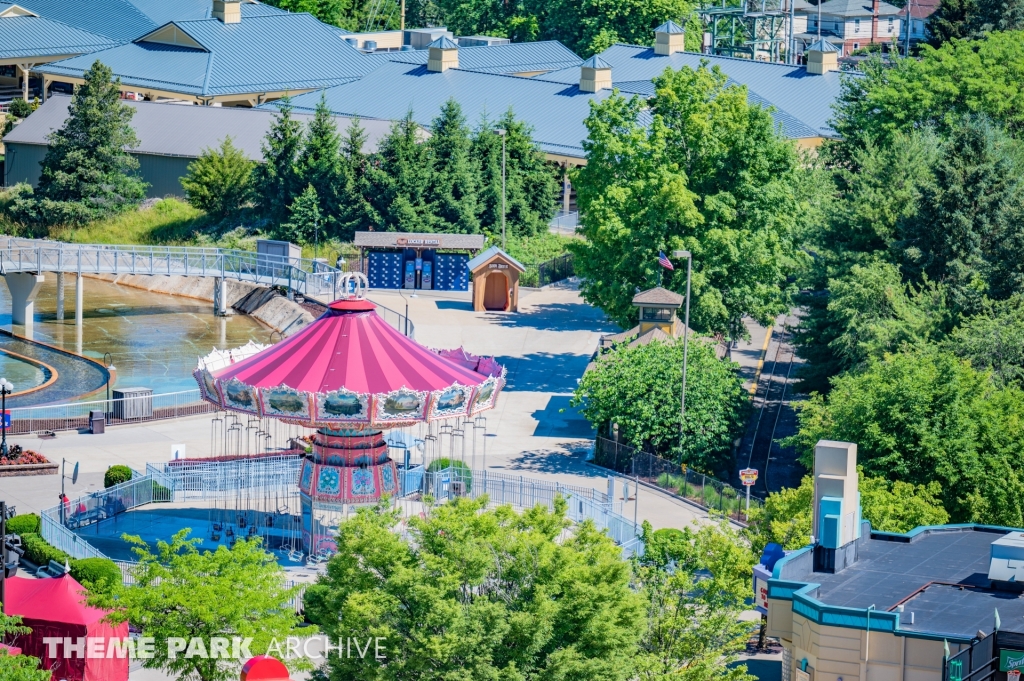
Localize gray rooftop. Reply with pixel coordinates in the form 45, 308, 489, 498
784, 527, 1023, 640
2, 95, 398, 159
467, 246, 526, 272
353, 231, 486, 250
812, 0, 903, 16
632, 287, 684, 306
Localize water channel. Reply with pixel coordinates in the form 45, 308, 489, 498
0, 275, 274, 397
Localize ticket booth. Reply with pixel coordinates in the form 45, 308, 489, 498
469, 247, 526, 312
355, 232, 484, 291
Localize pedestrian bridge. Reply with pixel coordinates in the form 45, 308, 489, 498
0, 237, 345, 329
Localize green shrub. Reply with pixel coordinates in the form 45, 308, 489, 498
6, 513, 40, 536
104, 465, 133, 488
427, 458, 472, 492
21, 532, 70, 567
7, 98, 31, 119
70, 557, 121, 593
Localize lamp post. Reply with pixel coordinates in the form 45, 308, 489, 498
0, 378, 12, 458
496, 128, 507, 250
672, 250, 692, 448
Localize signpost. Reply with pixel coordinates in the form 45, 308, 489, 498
740, 468, 758, 513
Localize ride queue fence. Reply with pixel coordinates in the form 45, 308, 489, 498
593, 436, 762, 524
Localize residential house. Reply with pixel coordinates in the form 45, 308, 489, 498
796, 0, 902, 55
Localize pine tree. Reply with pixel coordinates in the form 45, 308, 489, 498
336, 117, 379, 239
180, 136, 254, 218
295, 93, 344, 233
368, 111, 432, 232
279, 184, 322, 244
29, 60, 146, 226
257, 96, 303, 226
426, 98, 480, 234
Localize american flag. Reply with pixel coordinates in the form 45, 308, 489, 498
658, 251, 674, 270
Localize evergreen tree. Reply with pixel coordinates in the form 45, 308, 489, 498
336, 117, 379, 239
257, 97, 304, 226
426, 98, 480, 233
180, 137, 254, 218
26, 60, 146, 226
295, 93, 344, 233
472, 108, 557, 238
279, 184, 322, 245
367, 111, 432, 232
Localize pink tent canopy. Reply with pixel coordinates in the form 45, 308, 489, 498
196, 298, 505, 427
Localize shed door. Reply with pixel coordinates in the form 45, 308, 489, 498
483, 273, 508, 311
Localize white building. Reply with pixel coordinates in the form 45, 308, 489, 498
796, 0, 902, 55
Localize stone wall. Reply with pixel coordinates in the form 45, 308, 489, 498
81, 273, 315, 336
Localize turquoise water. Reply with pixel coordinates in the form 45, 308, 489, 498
0, 352, 47, 391
0, 275, 274, 393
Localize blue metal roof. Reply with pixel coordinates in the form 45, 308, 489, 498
0, 12, 116, 60
270, 61, 623, 159
581, 55, 610, 68
806, 38, 841, 52
367, 40, 581, 75
654, 20, 685, 34
537, 43, 845, 137
127, 0, 285, 26
427, 36, 459, 49
37, 13, 372, 98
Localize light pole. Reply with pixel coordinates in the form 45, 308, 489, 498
672, 250, 692, 449
496, 128, 507, 250
0, 378, 12, 458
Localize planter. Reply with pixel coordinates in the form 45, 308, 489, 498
0, 462, 58, 477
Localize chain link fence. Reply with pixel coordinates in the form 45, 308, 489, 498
593, 437, 762, 524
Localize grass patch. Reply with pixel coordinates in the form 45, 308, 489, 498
49, 198, 209, 245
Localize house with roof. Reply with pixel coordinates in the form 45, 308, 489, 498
898, 0, 939, 49
2, 94, 400, 195
0, 2, 115, 102
796, 0, 903, 55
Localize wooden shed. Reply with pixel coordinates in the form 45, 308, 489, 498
468, 246, 526, 312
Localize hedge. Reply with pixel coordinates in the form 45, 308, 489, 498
7, 513, 40, 536
104, 465, 133, 488
19, 533, 120, 593
21, 532, 70, 567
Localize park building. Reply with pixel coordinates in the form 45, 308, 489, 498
757, 440, 1024, 681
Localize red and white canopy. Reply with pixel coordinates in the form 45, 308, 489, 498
195, 298, 505, 427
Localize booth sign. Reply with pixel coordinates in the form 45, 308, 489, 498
1000, 650, 1024, 671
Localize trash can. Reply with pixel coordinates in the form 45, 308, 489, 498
89, 410, 105, 435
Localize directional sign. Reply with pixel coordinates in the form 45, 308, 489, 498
739, 468, 759, 486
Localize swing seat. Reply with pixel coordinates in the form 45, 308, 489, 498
248, 525, 257, 536
288, 550, 304, 562
212, 523, 223, 532
211, 532, 221, 542
226, 526, 234, 537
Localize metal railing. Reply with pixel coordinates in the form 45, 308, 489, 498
549, 210, 579, 235
8, 389, 213, 434
0, 238, 348, 299
593, 437, 761, 524
538, 253, 574, 287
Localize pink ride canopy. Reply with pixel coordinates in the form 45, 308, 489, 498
195, 298, 505, 427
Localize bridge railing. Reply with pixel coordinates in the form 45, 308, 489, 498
0, 239, 346, 298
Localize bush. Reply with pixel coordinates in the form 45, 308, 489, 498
181, 137, 254, 218
7, 97, 32, 119
6, 513, 40, 536
21, 532, 70, 567
104, 465, 133, 488
70, 557, 121, 593
426, 458, 472, 491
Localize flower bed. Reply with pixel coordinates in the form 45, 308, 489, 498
0, 444, 57, 476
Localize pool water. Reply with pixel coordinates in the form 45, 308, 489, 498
0, 275, 274, 393
0, 352, 48, 391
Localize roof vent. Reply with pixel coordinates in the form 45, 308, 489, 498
654, 20, 685, 55
212, 0, 240, 23
806, 39, 839, 75
989, 533, 1024, 591
580, 55, 611, 93
427, 36, 459, 72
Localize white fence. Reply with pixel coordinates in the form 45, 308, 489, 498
8, 389, 213, 434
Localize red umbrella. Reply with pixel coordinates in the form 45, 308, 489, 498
195, 298, 505, 427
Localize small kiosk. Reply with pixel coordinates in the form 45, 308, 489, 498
468, 246, 526, 312
354, 232, 486, 291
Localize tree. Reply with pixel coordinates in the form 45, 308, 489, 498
257, 97, 304, 226
928, 0, 1024, 42
336, 118, 379, 239
472, 109, 557, 238
572, 338, 747, 476
426, 99, 480, 233
278, 184, 322, 244
18, 60, 145, 226
295, 93, 344, 233
541, 0, 700, 56
635, 521, 755, 681
181, 137, 254, 219
744, 472, 948, 556
367, 112, 432, 232
785, 347, 1024, 527
260, 0, 380, 30
0, 612, 48, 681
90, 530, 306, 681
946, 296, 1024, 387
571, 62, 805, 338
304, 497, 646, 681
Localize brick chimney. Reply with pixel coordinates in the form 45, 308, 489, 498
213, 0, 241, 23
871, 0, 879, 43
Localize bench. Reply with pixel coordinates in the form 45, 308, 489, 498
35, 559, 68, 578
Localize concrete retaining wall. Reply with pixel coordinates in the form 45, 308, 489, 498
80, 273, 315, 336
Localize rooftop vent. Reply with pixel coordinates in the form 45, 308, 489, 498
989, 533, 1024, 591
579, 55, 611, 93
212, 0, 240, 23
806, 39, 839, 75
654, 20, 685, 55
427, 36, 459, 72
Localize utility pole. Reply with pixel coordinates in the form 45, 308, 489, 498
496, 129, 507, 250
672, 250, 693, 449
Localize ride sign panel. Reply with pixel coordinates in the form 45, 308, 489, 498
739, 468, 758, 486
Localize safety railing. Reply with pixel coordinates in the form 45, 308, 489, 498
0, 238, 347, 299
593, 436, 761, 524
7, 389, 213, 434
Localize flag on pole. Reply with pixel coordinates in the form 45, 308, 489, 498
658, 251, 674, 270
